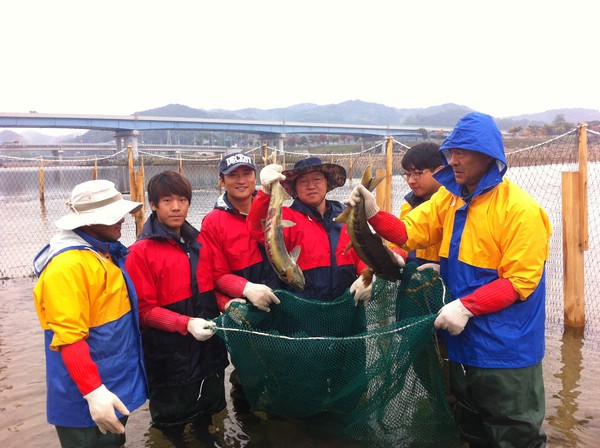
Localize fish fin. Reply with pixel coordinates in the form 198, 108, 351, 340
342, 241, 353, 254
281, 219, 296, 228
360, 164, 373, 187
334, 208, 350, 223
360, 267, 374, 287
361, 164, 386, 192
289, 245, 301, 262
367, 173, 386, 192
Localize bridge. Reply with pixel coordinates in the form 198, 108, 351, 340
0, 112, 448, 152
0, 142, 229, 156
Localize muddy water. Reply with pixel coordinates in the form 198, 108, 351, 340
1, 278, 599, 447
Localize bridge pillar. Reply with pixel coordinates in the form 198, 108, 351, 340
114, 130, 140, 157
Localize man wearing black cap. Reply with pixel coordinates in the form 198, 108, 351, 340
247, 157, 371, 302
199, 152, 284, 411
199, 152, 282, 312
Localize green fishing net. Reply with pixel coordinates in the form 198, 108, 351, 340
213, 262, 460, 447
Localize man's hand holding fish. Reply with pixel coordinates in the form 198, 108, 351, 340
344, 184, 379, 219
260, 164, 285, 194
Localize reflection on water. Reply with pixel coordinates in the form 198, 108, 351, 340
1, 278, 599, 447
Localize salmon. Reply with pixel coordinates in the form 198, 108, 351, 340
264, 180, 305, 291
334, 165, 403, 282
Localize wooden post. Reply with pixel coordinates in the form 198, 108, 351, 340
262, 144, 268, 165
38, 157, 45, 203
128, 145, 146, 238
385, 136, 393, 212
562, 171, 585, 327
577, 123, 588, 251
92, 156, 98, 180
375, 168, 386, 210
348, 157, 354, 188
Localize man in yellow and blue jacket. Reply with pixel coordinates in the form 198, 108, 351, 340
33, 180, 148, 448
346, 112, 551, 447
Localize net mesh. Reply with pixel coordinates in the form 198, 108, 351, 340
213, 262, 460, 447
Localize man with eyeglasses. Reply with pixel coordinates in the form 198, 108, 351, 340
394, 142, 443, 266
247, 157, 373, 302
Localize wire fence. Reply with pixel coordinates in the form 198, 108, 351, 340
1, 130, 599, 342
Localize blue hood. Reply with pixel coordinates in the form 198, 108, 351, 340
436, 112, 507, 197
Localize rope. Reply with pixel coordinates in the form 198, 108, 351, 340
505, 128, 578, 155
212, 313, 433, 340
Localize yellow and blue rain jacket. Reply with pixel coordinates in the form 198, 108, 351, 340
403, 112, 551, 368
33, 229, 147, 427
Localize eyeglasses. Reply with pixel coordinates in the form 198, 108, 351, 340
402, 169, 432, 181
296, 175, 326, 187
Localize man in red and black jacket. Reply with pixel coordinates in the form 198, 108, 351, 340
199, 152, 283, 313
247, 157, 372, 302
125, 171, 228, 437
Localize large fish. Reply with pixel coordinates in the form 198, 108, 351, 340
334, 165, 403, 282
264, 180, 305, 291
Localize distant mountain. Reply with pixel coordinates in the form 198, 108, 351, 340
135, 100, 474, 127
135, 101, 600, 128
3, 102, 600, 144
0, 129, 84, 145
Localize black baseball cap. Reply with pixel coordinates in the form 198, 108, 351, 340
219, 153, 256, 175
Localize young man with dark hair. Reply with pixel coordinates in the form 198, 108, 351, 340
395, 142, 443, 265
125, 171, 228, 438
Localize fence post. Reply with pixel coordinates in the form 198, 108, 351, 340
375, 168, 386, 210
128, 145, 146, 238
38, 157, 45, 203
93, 156, 98, 180
262, 144, 269, 164
577, 123, 588, 251
385, 136, 393, 212
562, 123, 588, 328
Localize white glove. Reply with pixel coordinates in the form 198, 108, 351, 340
260, 164, 285, 194
417, 263, 440, 273
224, 298, 247, 310
350, 273, 373, 305
434, 299, 474, 336
187, 318, 216, 341
343, 185, 379, 219
83, 384, 130, 435
243, 282, 281, 312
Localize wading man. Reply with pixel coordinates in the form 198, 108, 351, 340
125, 171, 228, 441
346, 112, 551, 447
33, 179, 148, 448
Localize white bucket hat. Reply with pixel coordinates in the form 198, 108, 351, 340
55, 179, 143, 230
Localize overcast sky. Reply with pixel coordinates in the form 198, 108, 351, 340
3, 0, 599, 135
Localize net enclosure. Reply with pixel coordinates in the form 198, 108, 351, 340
213, 262, 461, 447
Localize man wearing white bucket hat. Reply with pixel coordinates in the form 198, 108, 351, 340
33, 179, 148, 448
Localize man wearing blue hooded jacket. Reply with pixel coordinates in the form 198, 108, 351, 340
345, 112, 551, 447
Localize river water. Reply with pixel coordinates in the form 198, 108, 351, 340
1, 278, 599, 447
1, 164, 600, 447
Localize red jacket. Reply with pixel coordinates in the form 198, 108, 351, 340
199, 192, 283, 311
248, 190, 367, 301
126, 215, 228, 387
